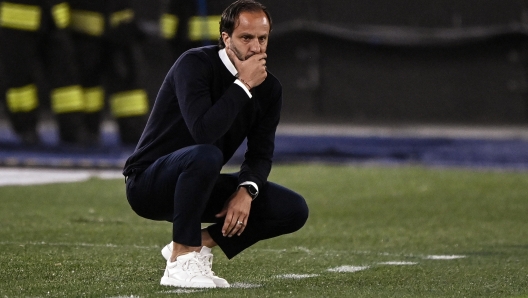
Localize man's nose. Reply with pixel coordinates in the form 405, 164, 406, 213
249, 38, 261, 53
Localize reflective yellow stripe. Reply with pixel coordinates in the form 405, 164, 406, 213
160, 13, 178, 39
52, 2, 70, 29
110, 9, 134, 27
51, 85, 84, 114
84, 87, 104, 113
110, 90, 149, 118
70, 10, 104, 36
188, 15, 221, 41
0, 2, 41, 31
6, 84, 38, 113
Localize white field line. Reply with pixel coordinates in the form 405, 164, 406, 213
319, 249, 467, 261
0, 241, 467, 262
231, 282, 262, 288
275, 274, 320, 279
0, 241, 157, 250
159, 289, 203, 294
2, 240, 466, 288
0, 168, 123, 186
293, 246, 312, 254
259, 248, 288, 253
327, 266, 370, 273
378, 261, 418, 265
425, 255, 466, 260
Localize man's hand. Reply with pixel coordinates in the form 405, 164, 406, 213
226, 45, 267, 89
215, 187, 253, 237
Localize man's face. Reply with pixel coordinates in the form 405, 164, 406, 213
222, 11, 270, 61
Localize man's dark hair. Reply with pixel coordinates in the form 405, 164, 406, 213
218, 0, 273, 48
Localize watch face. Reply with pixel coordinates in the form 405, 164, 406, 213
248, 185, 257, 195
242, 185, 257, 198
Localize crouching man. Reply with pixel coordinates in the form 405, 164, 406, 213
123, 0, 309, 288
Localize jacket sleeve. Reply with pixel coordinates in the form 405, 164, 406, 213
172, 52, 252, 144
239, 81, 282, 189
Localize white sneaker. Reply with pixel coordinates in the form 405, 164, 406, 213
198, 246, 230, 288
160, 252, 216, 288
161, 242, 230, 288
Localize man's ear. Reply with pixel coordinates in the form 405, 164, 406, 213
221, 32, 230, 47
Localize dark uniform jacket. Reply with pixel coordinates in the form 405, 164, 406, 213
123, 45, 282, 190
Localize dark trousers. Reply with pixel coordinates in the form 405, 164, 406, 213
125, 144, 309, 259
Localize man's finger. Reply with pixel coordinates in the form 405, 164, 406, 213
248, 53, 267, 62
221, 212, 235, 236
215, 208, 227, 218
224, 220, 237, 237
224, 211, 242, 237
236, 221, 246, 236
223, 221, 234, 236
225, 214, 246, 237
228, 219, 244, 237
226, 46, 241, 67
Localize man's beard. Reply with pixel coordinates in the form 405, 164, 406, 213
229, 41, 250, 61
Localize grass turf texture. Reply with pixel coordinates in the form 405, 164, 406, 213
1, 164, 528, 297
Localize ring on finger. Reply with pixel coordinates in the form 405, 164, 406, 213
237, 220, 244, 226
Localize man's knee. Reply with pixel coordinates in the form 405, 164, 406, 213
186, 144, 223, 174
287, 193, 309, 233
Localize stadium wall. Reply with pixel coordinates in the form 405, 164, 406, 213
115, 0, 528, 125
260, 0, 528, 124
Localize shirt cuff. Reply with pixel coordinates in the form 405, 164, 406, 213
239, 181, 258, 192
234, 79, 252, 98
238, 181, 259, 200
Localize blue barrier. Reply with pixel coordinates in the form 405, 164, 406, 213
2, 124, 528, 170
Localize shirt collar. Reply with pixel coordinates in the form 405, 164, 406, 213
219, 48, 238, 77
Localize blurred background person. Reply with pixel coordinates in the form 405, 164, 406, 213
69, 0, 149, 146
161, 0, 228, 61
0, 0, 89, 145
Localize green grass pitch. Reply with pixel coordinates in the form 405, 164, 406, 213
1, 164, 528, 297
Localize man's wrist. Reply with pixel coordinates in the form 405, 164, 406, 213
238, 77, 252, 90
237, 181, 259, 200
234, 79, 252, 98
237, 186, 255, 201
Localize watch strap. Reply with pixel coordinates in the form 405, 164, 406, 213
238, 181, 259, 200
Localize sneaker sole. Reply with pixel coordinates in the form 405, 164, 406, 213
214, 282, 230, 288
160, 276, 216, 288
161, 244, 230, 288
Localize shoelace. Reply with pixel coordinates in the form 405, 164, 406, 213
198, 254, 218, 277
178, 254, 206, 275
